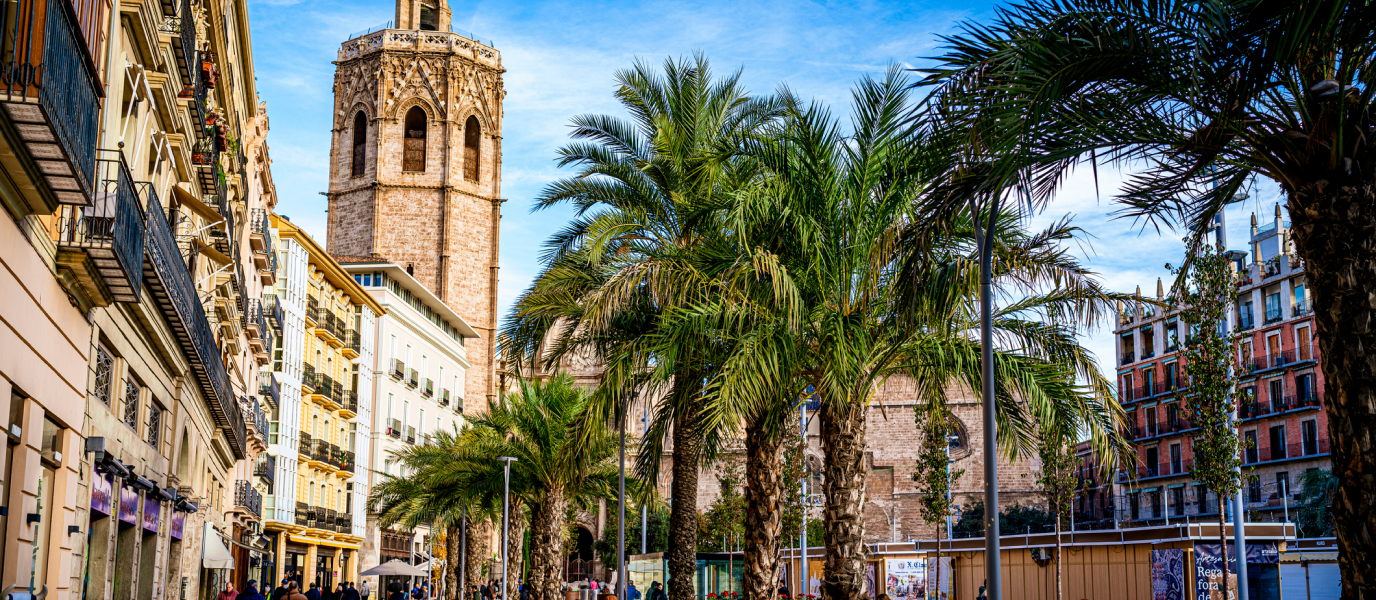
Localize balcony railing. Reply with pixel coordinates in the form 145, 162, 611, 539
264, 294, 284, 331
306, 294, 320, 325
312, 439, 331, 463
295, 501, 309, 526
348, 328, 360, 354
343, 390, 358, 414
423, 379, 433, 397
255, 453, 276, 486
391, 359, 405, 380
408, 369, 419, 388
1258, 439, 1330, 463
302, 363, 319, 392
387, 419, 402, 438
1120, 351, 1135, 366
1, 0, 102, 206
53, 151, 148, 303
299, 432, 312, 457
406, 426, 416, 444
233, 480, 262, 517
320, 374, 335, 401
440, 389, 450, 407
143, 193, 243, 458
242, 396, 267, 436
1264, 308, 1284, 324
1293, 300, 1313, 318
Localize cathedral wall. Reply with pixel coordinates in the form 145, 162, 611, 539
374, 186, 444, 289
327, 188, 377, 256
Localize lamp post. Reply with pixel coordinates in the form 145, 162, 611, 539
498, 457, 517, 600
968, 193, 1002, 600
460, 505, 467, 600
642, 408, 649, 555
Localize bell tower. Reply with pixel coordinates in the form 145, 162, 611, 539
326, 0, 505, 410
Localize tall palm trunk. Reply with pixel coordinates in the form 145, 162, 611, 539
448, 523, 462, 600
466, 520, 488, 596
505, 507, 527, 600
529, 489, 568, 600
668, 411, 704, 600
744, 419, 784, 600
1287, 179, 1376, 596
820, 402, 868, 600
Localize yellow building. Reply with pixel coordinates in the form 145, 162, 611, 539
265, 216, 383, 589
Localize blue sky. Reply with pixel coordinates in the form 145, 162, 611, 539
247, 0, 1287, 378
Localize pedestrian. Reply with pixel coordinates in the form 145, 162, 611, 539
345, 582, 362, 600
412, 584, 424, 600
470, 585, 480, 600
306, 582, 323, 600
648, 582, 666, 600
776, 583, 789, 598
287, 582, 309, 600
219, 581, 240, 600
241, 581, 266, 600
334, 583, 346, 600
273, 579, 292, 600
519, 579, 529, 600
361, 580, 372, 600
626, 583, 640, 600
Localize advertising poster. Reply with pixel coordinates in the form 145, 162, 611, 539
1150, 549, 1185, 600
118, 485, 139, 525
924, 558, 952, 600
1194, 543, 1279, 600
142, 497, 160, 533
807, 560, 825, 597
885, 559, 926, 600
171, 511, 186, 540
866, 563, 876, 600
90, 473, 113, 515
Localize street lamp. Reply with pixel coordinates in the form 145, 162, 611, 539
498, 457, 518, 600
618, 390, 637, 600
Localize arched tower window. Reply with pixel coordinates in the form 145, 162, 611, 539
464, 115, 480, 181
403, 106, 427, 172
351, 112, 367, 177
419, 2, 438, 30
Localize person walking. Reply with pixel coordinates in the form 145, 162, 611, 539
241, 581, 266, 600
648, 582, 666, 600
219, 582, 240, 600
272, 579, 292, 600
361, 580, 372, 600
345, 582, 361, 600
287, 582, 309, 600
626, 583, 640, 600
306, 582, 322, 600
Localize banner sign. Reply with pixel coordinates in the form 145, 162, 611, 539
118, 485, 139, 525
171, 511, 186, 540
1150, 549, 1185, 600
142, 496, 161, 533
90, 473, 113, 515
885, 558, 926, 600
1194, 543, 1279, 600
924, 557, 952, 600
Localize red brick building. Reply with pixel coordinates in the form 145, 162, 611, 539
1110, 205, 1331, 527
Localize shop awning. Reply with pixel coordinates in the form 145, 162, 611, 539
203, 522, 235, 569
288, 534, 361, 550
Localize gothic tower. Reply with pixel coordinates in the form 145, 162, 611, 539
326, 0, 504, 410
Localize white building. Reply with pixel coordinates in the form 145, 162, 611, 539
338, 259, 478, 582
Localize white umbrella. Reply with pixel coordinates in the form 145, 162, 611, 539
361, 560, 428, 577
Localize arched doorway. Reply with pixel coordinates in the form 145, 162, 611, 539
566, 526, 594, 583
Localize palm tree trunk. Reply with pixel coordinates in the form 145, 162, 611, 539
466, 519, 488, 596
668, 409, 704, 600
820, 402, 868, 600
448, 523, 462, 600
933, 527, 942, 600
529, 489, 569, 600
744, 418, 784, 600
1287, 180, 1376, 597
506, 507, 527, 600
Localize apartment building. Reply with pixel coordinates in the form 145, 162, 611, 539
337, 259, 476, 585
1, 0, 277, 599
1112, 205, 1330, 526
262, 217, 382, 591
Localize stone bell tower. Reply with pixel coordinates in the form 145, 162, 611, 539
325, 0, 505, 410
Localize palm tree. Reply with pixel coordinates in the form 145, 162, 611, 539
373, 375, 619, 600
917, 0, 1376, 588
688, 69, 1131, 600
500, 54, 785, 600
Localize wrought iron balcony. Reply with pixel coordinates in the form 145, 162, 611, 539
391, 359, 406, 380
53, 150, 148, 303
0, 0, 101, 208
408, 369, 419, 388
242, 396, 268, 438
234, 480, 262, 518
255, 453, 276, 486
264, 294, 284, 331
294, 501, 309, 526
299, 432, 312, 457
344, 390, 358, 415
305, 294, 320, 326
312, 439, 331, 464
439, 389, 450, 407
422, 379, 433, 397
387, 419, 402, 438
406, 426, 416, 444
142, 193, 243, 458
319, 374, 335, 400
302, 363, 318, 392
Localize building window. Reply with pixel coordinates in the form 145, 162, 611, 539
1165, 319, 1179, 351
1269, 379, 1284, 412
1301, 419, 1318, 455
403, 106, 427, 172
93, 345, 114, 405
146, 402, 162, 449
1244, 430, 1258, 463
1140, 325, 1154, 358
122, 378, 141, 429
1121, 373, 1133, 402
1142, 369, 1155, 396
351, 112, 367, 177
1270, 424, 1287, 460
1267, 334, 1282, 367
1165, 362, 1178, 390
1276, 472, 1290, 499
1196, 485, 1212, 514
1239, 301, 1254, 329
464, 115, 481, 181
1265, 292, 1282, 323
1297, 325, 1312, 361
1247, 476, 1262, 503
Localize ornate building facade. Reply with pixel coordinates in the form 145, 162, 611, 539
325, 0, 504, 414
